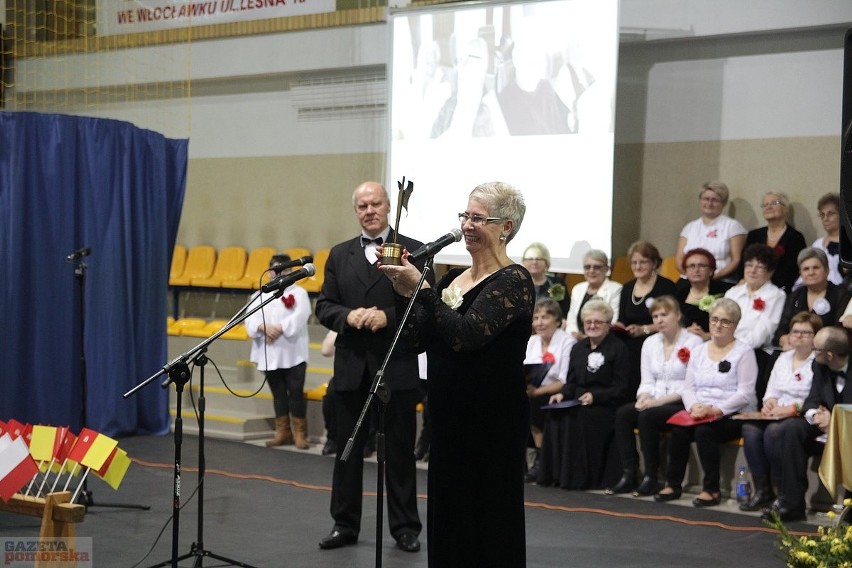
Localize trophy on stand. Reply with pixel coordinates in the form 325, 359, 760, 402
381, 176, 414, 266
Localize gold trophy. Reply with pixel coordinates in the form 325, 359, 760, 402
381, 177, 413, 266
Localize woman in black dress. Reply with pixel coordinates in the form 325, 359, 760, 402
675, 247, 731, 341
381, 181, 534, 568
613, 240, 677, 395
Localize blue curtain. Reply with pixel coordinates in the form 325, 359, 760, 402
0, 112, 188, 437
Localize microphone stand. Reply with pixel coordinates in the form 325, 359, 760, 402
125, 284, 295, 568
68, 249, 149, 511
340, 260, 432, 568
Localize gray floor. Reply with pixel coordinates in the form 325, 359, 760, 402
1, 434, 821, 567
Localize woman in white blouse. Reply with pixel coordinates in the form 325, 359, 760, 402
655, 298, 758, 506
566, 249, 622, 340
739, 312, 821, 512
606, 296, 703, 497
524, 298, 573, 482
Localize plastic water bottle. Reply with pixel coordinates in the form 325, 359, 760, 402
736, 466, 752, 504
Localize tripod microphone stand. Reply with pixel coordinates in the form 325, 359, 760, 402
340, 261, 432, 568
68, 247, 149, 511
125, 267, 313, 568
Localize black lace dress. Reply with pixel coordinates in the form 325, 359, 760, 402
399, 264, 534, 567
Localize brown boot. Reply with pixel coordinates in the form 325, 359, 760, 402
291, 416, 310, 450
266, 416, 294, 447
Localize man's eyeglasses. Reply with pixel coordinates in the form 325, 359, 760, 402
709, 316, 734, 328
458, 212, 504, 225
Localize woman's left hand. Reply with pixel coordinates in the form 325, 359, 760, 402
579, 392, 594, 406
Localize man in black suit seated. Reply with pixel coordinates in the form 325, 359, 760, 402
762, 326, 852, 522
315, 181, 427, 552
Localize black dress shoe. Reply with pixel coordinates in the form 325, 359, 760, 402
739, 489, 775, 512
633, 475, 660, 497
761, 504, 806, 523
321, 439, 337, 456
395, 533, 421, 552
692, 493, 721, 507
653, 487, 681, 502
319, 529, 357, 550
604, 470, 637, 495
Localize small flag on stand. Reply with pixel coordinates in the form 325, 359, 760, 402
94, 448, 131, 490
0, 436, 39, 501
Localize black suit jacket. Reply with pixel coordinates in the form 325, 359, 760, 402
315, 231, 429, 392
802, 361, 852, 414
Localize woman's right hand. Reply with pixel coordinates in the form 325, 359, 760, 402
378, 248, 429, 296
549, 393, 564, 405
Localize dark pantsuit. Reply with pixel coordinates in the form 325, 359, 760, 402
330, 375, 421, 538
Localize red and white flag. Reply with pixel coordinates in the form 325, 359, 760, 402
0, 437, 39, 501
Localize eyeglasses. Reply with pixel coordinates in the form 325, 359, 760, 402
760, 199, 785, 209
818, 210, 838, 219
458, 212, 504, 225
812, 347, 828, 354
743, 261, 768, 272
523, 257, 546, 262
583, 320, 609, 327
685, 263, 711, 270
709, 316, 734, 328
700, 196, 722, 204
583, 264, 606, 272
630, 259, 652, 266
790, 329, 815, 337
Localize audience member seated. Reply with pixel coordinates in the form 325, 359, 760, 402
762, 326, 852, 523
522, 242, 570, 317
675, 181, 747, 284
740, 191, 806, 293
565, 249, 622, 341
724, 243, 785, 396
740, 312, 821, 512
613, 240, 677, 395
537, 299, 631, 490
606, 296, 703, 496
654, 298, 758, 507
524, 298, 573, 482
795, 192, 843, 288
675, 247, 732, 342
775, 248, 849, 350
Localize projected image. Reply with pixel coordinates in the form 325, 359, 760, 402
389, 0, 619, 272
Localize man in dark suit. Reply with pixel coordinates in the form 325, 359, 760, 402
762, 326, 852, 522
315, 181, 427, 552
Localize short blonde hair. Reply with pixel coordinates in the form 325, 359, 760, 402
699, 181, 729, 205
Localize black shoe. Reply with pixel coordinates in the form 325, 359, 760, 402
321, 439, 337, 456
653, 487, 681, 502
319, 529, 357, 550
605, 470, 637, 495
692, 492, 721, 507
739, 489, 775, 512
525, 453, 540, 483
761, 503, 806, 523
633, 475, 660, 497
414, 437, 429, 461
395, 533, 421, 553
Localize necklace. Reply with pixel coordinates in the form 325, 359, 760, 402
631, 275, 656, 306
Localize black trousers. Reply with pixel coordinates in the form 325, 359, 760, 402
778, 417, 824, 512
329, 377, 421, 538
613, 402, 681, 477
265, 363, 307, 418
665, 418, 742, 493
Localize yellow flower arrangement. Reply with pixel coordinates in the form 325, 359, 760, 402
769, 499, 852, 567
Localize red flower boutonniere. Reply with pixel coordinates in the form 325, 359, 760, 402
677, 347, 690, 364
774, 243, 785, 257
794, 372, 802, 382
282, 294, 295, 309
753, 297, 766, 311
707, 229, 718, 238
541, 351, 556, 364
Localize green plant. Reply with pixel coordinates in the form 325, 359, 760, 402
769, 499, 852, 567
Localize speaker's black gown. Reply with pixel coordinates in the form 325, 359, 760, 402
399, 265, 534, 568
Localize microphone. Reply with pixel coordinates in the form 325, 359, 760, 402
262, 263, 316, 293
270, 255, 313, 274
66, 247, 91, 262
408, 229, 463, 263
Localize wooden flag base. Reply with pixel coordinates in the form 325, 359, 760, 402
0, 491, 85, 538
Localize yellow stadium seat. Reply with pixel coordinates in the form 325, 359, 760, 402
169, 245, 216, 286
222, 247, 277, 289
191, 246, 248, 287
659, 256, 681, 283
610, 255, 633, 284
168, 244, 187, 286
298, 248, 329, 293
283, 247, 312, 262
181, 319, 226, 338
167, 317, 207, 336
221, 323, 249, 340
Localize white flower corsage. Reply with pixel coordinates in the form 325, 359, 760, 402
442, 284, 464, 310
645, 297, 654, 309
813, 298, 830, 316
587, 351, 605, 373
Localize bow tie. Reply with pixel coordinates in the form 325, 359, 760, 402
361, 236, 383, 247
